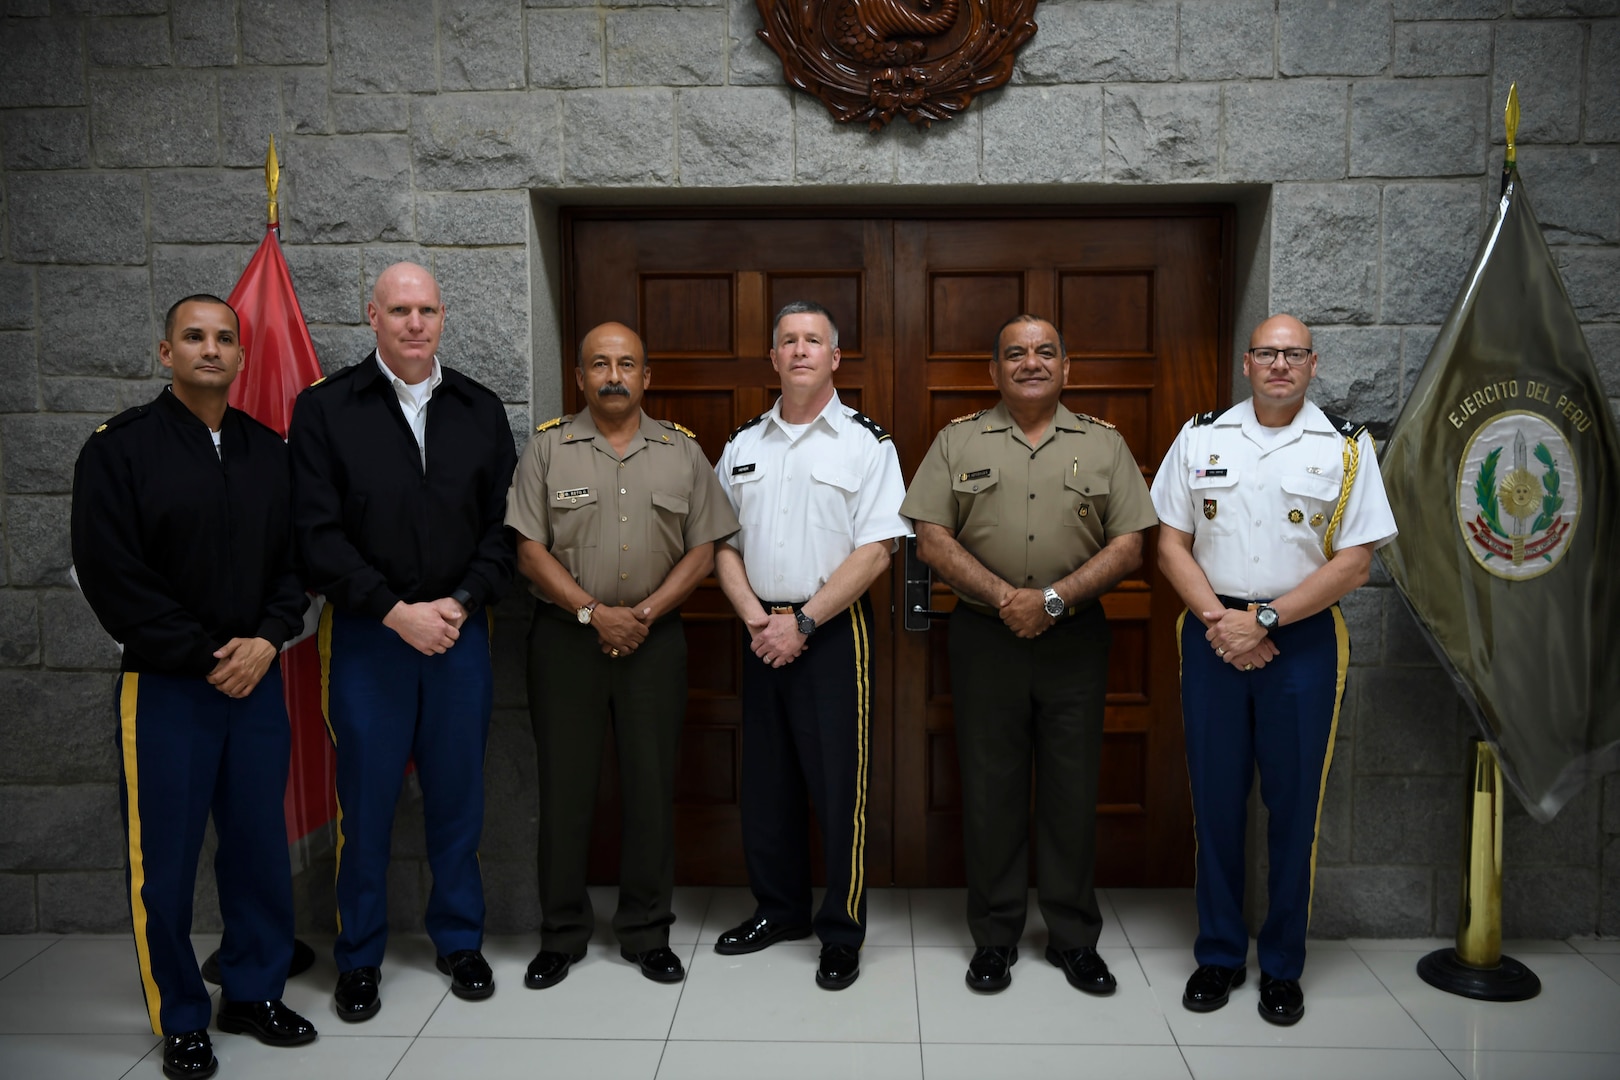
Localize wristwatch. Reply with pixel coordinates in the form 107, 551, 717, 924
1255, 604, 1280, 632
795, 610, 818, 637
576, 603, 596, 625
1042, 587, 1066, 619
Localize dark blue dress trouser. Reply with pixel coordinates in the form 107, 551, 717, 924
116, 664, 294, 1035
1179, 603, 1349, 981
321, 606, 492, 972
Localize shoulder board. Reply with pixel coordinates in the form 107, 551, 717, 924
727, 412, 768, 443
1074, 412, 1116, 431
1322, 412, 1368, 440
848, 410, 892, 442
96, 405, 149, 434
535, 415, 567, 433
660, 420, 697, 439
949, 409, 988, 425
1191, 410, 1218, 427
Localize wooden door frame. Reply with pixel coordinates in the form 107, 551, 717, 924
555, 204, 1238, 889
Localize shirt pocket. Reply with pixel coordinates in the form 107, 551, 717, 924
727, 465, 766, 524
548, 485, 599, 551
809, 463, 861, 534
952, 467, 1000, 529
1188, 468, 1240, 534
1279, 472, 1342, 536
649, 490, 689, 558
1064, 471, 1109, 530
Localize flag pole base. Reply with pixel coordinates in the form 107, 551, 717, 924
1417, 947, 1540, 1001
201, 938, 315, 985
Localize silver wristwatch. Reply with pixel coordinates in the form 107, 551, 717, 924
1042, 587, 1066, 619
1255, 604, 1280, 632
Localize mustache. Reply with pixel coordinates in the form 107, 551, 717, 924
596, 383, 631, 397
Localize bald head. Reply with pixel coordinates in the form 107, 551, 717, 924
368, 261, 445, 379
1249, 313, 1312, 351
578, 321, 645, 368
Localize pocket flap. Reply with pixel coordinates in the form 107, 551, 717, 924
1066, 471, 1109, 498
952, 467, 999, 494
812, 463, 862, 493
651, 491, 689, 514
1280, 472, 1341, 502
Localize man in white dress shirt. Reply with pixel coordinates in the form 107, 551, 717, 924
711, 301, 909, 991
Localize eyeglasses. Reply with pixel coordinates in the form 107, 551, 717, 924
1247, 347, 1314, 367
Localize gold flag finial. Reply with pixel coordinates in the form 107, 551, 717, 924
1504, 83, 1519, 167
265, 135, 280, 226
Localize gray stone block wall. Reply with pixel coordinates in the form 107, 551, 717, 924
0, 1, 1615, 940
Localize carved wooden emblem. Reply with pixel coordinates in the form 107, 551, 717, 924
755, 0, 1040, 131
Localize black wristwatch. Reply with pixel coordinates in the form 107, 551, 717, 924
451, 588, 477, 615
795, 610, 818, 637
1255, 604, 1280, 632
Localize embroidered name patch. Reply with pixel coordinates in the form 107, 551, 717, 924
1195, 468, 1228, 478
731, 463, 756, 476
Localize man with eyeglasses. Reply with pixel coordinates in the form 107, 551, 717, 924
1149, 314, 1396, 1026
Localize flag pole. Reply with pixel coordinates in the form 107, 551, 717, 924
1416, 738, 1540, 999
266, 134, 281, 239
1415, 86, 1540, 1002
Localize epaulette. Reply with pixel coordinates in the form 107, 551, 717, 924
949, 409, 987, 425
1075, 412, 1116, 430
663, 420, 697, 439
535, 416, 567, 433
94, 405, 149, 434
848, 410, 892, 442
1322, 412, 1368, 440
1191, 410, 1218, 427
727, 412, 768, 443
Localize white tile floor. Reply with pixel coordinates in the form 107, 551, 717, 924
3, 888, 1619, 1079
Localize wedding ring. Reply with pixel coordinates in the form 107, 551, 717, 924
611, 649, 620, 657
1216, 647, 1226, 657
1245, 664, 1255, 671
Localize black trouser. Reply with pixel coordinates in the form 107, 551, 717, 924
949, 602, 1109, 950
527, 606, 687, 954
739, 597, 874, 948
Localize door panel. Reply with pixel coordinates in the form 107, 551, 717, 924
562, 208, 1230, 890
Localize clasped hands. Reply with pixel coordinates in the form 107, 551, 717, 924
208, 636, 277, 698
1203, 607, 1279, 671
385, 597, 470, 656
746, 610, 807, 669
997, 587, 1057, 640
592, 603, 655, 658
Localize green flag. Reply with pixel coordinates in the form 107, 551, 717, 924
1380, 89, 1620, 822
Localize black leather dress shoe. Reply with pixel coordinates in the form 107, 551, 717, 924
161, 1030, 217, 1080
436, 949, 495, 1000
525, 949, 586, 990
1045, 945, 1117, 996
816, 944, 860, 990
965, 946, 1018, 993
622, 946, 685, 983
215, 998, 318, 1046
1258, 973, 1304, 1025
1182, 963, 1246, 1012
714, 915, 813, 956
333, 966, 381, 1022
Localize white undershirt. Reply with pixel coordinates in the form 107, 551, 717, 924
210, 427, 222, 459
378, 353, 443, 469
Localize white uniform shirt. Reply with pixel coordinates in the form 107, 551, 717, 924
376, 352, 443, 469
715, 392, 910, 603
1150, 399, 1397, 600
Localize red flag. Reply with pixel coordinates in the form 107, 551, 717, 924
228, 224, 337, 868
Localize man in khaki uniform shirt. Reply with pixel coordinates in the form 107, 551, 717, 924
505, 322, 738, 990
902, 315, 1158, 996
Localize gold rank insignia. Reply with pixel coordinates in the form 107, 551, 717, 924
671, 422, 696, 438
94, 423, 108, 433
1203, 499, 1217, 520
1208, 454, 1220, 465
1288, 509, 1304, 523
1311, 512, 1325, 526
536, 416, 564, 432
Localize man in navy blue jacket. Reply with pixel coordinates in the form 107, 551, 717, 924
289, 262, 516, 1020
73, 294, 317, 1080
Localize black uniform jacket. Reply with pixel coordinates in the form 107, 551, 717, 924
288, 353, 517, 620
71, 387, 309, 678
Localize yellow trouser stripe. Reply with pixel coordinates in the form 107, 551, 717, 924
846, 603, 870, 924
317, 604, 344, 933
118, 675, 163, 1035
1305, 605, 1351, 924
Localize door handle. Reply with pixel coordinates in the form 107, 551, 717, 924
902, 535, 950, 631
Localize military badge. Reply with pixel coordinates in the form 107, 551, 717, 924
1208, 454, 1220, 465
1288, 509, 1304, 523
1458, 411, 1579, 580
1078, 504, 1090, 519
1203, 499, 1217, 520
1310, 512, 1325, 526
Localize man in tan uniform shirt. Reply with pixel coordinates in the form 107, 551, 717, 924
901, 314, 1158, 995
505, 322, 738, 989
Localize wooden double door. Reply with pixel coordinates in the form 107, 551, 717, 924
563, 208, 1231, 888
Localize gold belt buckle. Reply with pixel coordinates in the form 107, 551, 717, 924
770, 605, 795, 615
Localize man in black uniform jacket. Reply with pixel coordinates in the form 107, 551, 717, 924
72, 295, 317, 1080
289, 262, 516, 1019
